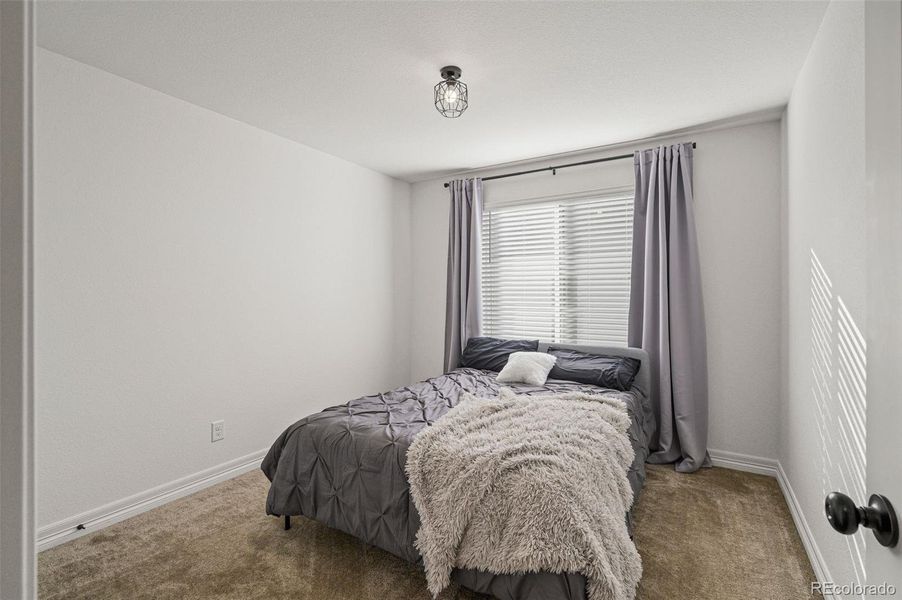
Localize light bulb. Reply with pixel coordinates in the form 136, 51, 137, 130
443, 83, 459, 104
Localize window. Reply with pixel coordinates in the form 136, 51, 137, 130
481, 188, 634, 346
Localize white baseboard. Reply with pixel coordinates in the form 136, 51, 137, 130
37, 448, 268, 551
709, 449, 831, 597
775, 462, 834, 598
708, 448, 779, 477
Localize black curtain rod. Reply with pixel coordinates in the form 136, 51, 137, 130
443, 142, 697, 188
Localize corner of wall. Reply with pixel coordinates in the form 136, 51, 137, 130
407, 179, 451, 382
778, 108, 790, 465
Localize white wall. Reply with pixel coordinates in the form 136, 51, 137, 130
780, 0, 866, 589
34, 49, 411, 530
410, 119, 784, 461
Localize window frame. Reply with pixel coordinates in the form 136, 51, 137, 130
480, 185, 635, 346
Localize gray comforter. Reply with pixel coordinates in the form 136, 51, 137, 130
261, 368, 653, 600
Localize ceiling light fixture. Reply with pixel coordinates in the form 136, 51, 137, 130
434, 66, 468, 118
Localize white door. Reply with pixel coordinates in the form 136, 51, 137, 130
864, 0, 902, 595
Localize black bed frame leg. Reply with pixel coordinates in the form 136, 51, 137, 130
284, 515, 291, 530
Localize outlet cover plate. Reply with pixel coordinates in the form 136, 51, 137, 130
211, 420, 224, 442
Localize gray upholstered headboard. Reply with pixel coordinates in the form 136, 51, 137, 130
535, 342, 650, 397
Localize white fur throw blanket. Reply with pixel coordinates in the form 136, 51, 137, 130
406, 388, 641, 600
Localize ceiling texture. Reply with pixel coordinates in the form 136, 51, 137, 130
37, 1, 828, 182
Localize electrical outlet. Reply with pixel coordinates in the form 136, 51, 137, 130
211, 420, 224, 442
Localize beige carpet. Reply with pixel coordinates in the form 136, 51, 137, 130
39, 465, 820, 600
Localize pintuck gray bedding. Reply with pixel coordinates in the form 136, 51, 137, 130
262, 348, 653, 600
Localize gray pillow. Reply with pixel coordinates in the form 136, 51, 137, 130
546, 347, 641, 391
460, 337, 539, 372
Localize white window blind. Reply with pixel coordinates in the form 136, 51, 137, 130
481, 189, 634, 346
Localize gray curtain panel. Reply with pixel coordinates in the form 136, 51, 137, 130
629, 143, 710, 473
443, 179, 484, 372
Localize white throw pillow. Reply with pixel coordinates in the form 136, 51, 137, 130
496, 351, 558, 386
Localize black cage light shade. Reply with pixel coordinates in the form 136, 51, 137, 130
434, 66, 468, 118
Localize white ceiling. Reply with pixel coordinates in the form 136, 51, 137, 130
37, 1, 827, 182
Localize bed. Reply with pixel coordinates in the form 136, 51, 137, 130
261, 342, 653, 600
